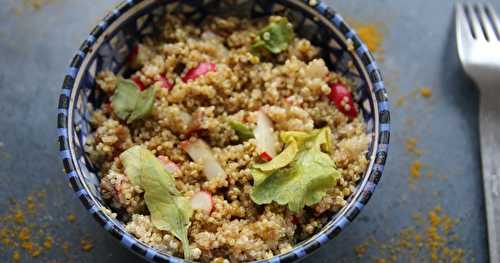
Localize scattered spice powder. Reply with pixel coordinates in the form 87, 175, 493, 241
395, 86, 432, 108
420, 87, 432, 98
14, 210, 25, 224
43, 235, 53, 249
13, 0, 58, 15
354, 23, 384, 53
350, 206, 468, 262
12, 250, 21, 262
80, 239, 94, 252
66, 213, 77, 223
409, 160, 422, 179
408, 159, 429, 189
354, 243, 368, 257
62, 241, 70, 253
395, 96, 406, 107
27, 196, 37, 214
407, 159, 435, 190
18, 227, 31, 241
22, 0, 56, 11
0, 190, 80, 261
405, 138, 422, 156
21, 241, 42, 257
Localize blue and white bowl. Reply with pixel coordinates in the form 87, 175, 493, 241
57, 0, 390, 262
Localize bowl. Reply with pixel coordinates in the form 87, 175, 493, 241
57, 0, 390, 262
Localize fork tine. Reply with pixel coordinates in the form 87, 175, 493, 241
456, 3, 473, 42
485, 3, 500, 40
478, 4, 498, 41
466, 3, 486, 40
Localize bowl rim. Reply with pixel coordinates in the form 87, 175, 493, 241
57, 0, 390, 262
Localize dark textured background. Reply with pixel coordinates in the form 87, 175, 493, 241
0, 0, 497, 262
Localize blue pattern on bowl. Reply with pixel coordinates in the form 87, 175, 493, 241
57, 0, 390, 262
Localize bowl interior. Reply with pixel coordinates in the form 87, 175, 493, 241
60, 0, 389, 262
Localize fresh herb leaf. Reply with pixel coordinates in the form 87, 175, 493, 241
253, 139, 298, 171
111, 79, 155, 123
119, 146, 192, 259
280, 128, 333, 154
228, 119, 254, 140
141, 162, 192, 259
251, 18, 294, 54
250, 128, 340, 213
120, 145, 143, 186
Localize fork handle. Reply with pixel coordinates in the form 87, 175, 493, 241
479, 93, 500, 263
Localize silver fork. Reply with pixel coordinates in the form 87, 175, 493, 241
456, 3, 500, 262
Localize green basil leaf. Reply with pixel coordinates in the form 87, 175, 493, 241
119, 146, 192, 259
228, 119, 254, 140
252, 18, 294, 55
250, 127, 340, 213
253, 139, 298, 171
120, 145, 143, 186
111, 79, 155, 123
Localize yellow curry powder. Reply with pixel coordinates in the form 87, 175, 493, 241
420, 87, 432, 98
80, 239, 94, 252
354, 23, 384, 53
405, 138, 422, 156
66, 213, 77, 223
409, 160, 422, 179
354, 243, 368, 257
22, 0, 56, 11
12, 250, 21, 262
43, 235, 54, 249
0, 190, 93, 261
350, 206, 467, 262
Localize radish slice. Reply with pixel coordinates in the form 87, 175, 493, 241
132, 75, 146, 91
155, 75, 173, 90
158, 156, 181, 176
190, 191, 214, 214
254, 111, 277, 157
329, 83, 358, 118
182, 63, 217, 82
259, 152, 273, 162
180, 139, 226, 180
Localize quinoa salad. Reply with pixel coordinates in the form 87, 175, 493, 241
85, 15, 370, 262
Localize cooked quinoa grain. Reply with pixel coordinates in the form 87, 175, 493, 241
85, 15, 370, 262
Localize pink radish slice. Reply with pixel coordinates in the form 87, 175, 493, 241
259, 152, 273, 162
190, 191, 214, 214
254, 110, 277, 158
180, 139, 226, 180
132, 75, 146, 91
158, 156, 181, 175
329, 83, 357, 118
182, 63, 217, 82
155, 75, 173, 90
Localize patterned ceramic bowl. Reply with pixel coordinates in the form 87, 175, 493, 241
57, 0, 390, 262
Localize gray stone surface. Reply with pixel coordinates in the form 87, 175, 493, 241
0, 0, 496, 262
